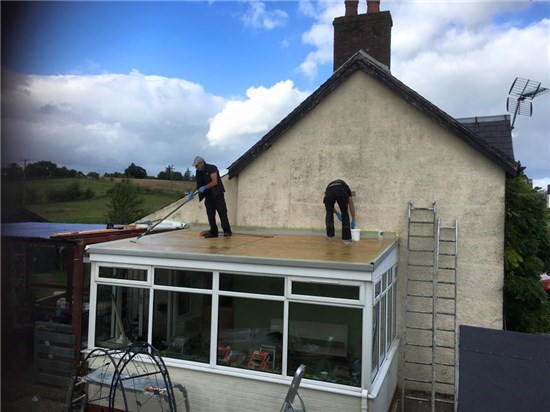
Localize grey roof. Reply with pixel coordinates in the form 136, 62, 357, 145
457, 115, 515, 160
1, 222, 106, 239
228, 51, 519, 178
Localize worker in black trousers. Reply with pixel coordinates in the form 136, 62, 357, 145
188, 156, 232, 238
324, 179, 356, 243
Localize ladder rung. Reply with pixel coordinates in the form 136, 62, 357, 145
407, 293, 433, 298
437, 328, 455, 333
405, 342, 432, 348
406, 326, 433, 331
408, 278, 432, 283
407, 309, 434, 314
439, 240, 456, 243
436, 281, 455, 285
439, 266, 456, 270
409, 249, 434, 253
411, 207, 435, 211
404, 377, 432, 384
409, 235, 435, 239
404, 360, 433, 366
438, 252, 455, 256
434, 380, 455, 387
435, 297, 455, 301
409, 221, 434, 225
436, 311, 456, 315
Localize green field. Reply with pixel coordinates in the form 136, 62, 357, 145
3, 177, 183, 224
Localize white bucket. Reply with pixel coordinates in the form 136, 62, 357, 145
351, 229, 361, 241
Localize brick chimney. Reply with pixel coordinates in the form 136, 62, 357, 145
333, 0, 392, 71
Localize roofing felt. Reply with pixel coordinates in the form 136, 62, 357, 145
86, 229, 398, 272
458, 325, 550, 412
227, 51, 519, 179
1, 222, 106, 239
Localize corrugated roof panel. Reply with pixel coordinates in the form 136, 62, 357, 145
1, 222, 106, 239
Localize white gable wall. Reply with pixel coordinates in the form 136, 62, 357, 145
234, 71, 505, 330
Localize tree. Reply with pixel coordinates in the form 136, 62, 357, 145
105, 179, 147, 224
25, 160, 58, 178
503, 173, 550, 332
124, 163, 147, 179
183, 168, 194, 182
87, 171, 100, 180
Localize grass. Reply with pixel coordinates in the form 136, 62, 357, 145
3, 177, 183, 224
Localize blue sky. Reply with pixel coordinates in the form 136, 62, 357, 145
2, 1, 549, 188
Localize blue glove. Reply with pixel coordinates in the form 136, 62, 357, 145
198, 186, 206, 194
336, 212, 342, 222
351, 220, 356, 229
187, 191, 195, 201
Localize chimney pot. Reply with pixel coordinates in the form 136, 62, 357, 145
367, 0, 380, 13
345, 1, 359, 16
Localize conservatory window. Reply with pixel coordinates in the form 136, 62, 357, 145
98, 266, 147, 282
288, 302, 362, 387
153, 291, 211, 363
94, 284, 149, 348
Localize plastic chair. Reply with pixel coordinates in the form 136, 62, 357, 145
280, 364, 307, 412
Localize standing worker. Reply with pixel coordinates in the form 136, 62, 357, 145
323, 179, 356, 243
188, 156, 232, 238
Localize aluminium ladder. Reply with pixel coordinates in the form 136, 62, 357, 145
401, 201, 458, 411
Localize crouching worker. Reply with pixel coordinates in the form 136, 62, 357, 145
188, 156, 232, 238
323, 179, 356, 244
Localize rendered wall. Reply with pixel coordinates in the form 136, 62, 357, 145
232, 71, 506, 331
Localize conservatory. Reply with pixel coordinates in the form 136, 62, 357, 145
85, 229, 399, 411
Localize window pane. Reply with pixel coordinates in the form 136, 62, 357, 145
380, 295, 386, 365
220, 273, 284, 295
291, 282, 360, 300
387, 287, 393, 350
375, 281, 381, 298
217, 297, 283, 374
98, 266, 147, 282
288, 303, 362, 387
95, 285, 149, 348
155, 268, 212, 289
153, 291, 211, 363
372, 302, 380, 377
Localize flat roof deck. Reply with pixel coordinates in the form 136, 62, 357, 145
87, 229, 398, 272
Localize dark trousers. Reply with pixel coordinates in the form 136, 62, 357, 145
324, 191, 351, 241
205, 194, 231, 236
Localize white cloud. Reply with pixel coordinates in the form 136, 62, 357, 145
206, 80, 310, 146
1, 70, 227, 175
241, 1, 288, 30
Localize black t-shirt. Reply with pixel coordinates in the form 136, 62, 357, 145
196, 163, 225, 200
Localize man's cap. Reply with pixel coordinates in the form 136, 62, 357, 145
192, 156, 204, 167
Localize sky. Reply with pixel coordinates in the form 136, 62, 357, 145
2, 0, 549, 189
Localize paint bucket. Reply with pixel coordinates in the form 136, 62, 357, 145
351, 229, 361, 241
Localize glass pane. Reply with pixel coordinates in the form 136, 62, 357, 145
153, 291, 211, 363
392, 283, 398, 340
217, 297, 283, 374
288, 303, 362, 387
380, 295, 386, 366
220, 273, 284, 295
387, 287, 393, 350
291, 282, 360, 300
375, 281, 381, 298
372, 302, 380, 377
95, 285, 149, 348
98, 266, 147, 282
155, 268, 212, 289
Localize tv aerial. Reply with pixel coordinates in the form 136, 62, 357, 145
506, 77, 549, 128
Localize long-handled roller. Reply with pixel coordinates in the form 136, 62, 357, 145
130, 191, 197, 243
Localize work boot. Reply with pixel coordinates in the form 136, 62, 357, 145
203, 232, 218, 238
